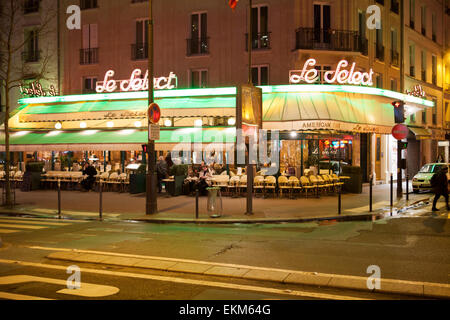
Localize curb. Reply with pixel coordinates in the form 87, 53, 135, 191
46, 250, 450, 299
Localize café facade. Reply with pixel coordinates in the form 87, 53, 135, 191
1, 62, 436, 183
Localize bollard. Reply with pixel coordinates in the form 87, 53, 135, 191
99, 181, 103, 221
369, 176, 373, 213
390, 173, 393, 216
195, 187, 199, 219
406, 174, 409, 201
338, 185, 342, 215
57, 179, 61, 219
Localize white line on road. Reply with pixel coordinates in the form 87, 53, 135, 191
0, 258, 369, 300
0, 224, 46, 230
0, 219, 72, 226
0, 291, 54, 300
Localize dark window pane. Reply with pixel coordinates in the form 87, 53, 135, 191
191, 71, 199, 88
191, 14, 199, 38
201, 13, 207, 39
260, 67, 268, 85
201, 71, 207, 88
260, 6, 268, 33
251, 67, 259, 86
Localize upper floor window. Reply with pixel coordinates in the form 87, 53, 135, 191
409, 44, 415, 77
391, 0, 399, 14
132, 19, 148, 60
390, 78, 397, 91
431, 55, 437, 85
187, 13, 209, 56
23, 0, 40, 14
431, 13, 436, 42
251, 65, 269, 86
421, 51, 426, 82
191, 69, 208, 88
247, 5, 270, 50
80, 24, 98, 65
421, 6, 426, 36
432, 98, 437, 125
313, 4, 330, 43
409, 0, 415, 29
375, 73, 383, 89
83, 77, 97, 94
390, 29, 399, 66
80, 0, 98, 10
23, 29, 39, 63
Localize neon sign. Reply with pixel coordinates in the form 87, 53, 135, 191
96, 69, 178, 93
20, 81, 57, 97
405, 84, 426, 98
289, 59, 374, 86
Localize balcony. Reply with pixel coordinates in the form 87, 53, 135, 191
391, 0, 399, 14
131, 43, 148, 60
245, 32, 271, 51
80, 48, 98, 65
375, 44, 384, 61
390, 50, 399, 66
295, 28, 363, 53
186, 38, 209, 56
23, 0, 40, 14
410, 66, 415, 77
22, 51, 40, 63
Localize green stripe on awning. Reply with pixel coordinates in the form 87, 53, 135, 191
23, 97, 236, 115
1, 128, 236, 145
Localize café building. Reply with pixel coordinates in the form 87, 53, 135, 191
1, 62, 434, 183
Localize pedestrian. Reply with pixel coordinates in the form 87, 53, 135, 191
430, 166, 450, 212
81, 162, 97, 191
156, 156, 168, 193
436, 154, 444, 163
165, 153, 174, 171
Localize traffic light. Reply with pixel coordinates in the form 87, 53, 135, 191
392, 100, 405, 123
142, 144, 148, 153
399, 141, 408, 149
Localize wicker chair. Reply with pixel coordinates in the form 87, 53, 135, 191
278, 176, 291, 198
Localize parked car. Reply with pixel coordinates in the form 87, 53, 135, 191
412, 163, 450, 193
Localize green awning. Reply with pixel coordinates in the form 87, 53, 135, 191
262, 91, 395, 126
0, 128, 236, 151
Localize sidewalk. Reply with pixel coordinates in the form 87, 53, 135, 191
0, 182, 432, 223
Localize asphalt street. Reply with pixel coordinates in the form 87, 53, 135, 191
0, 204, 448, 300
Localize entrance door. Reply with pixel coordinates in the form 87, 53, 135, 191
360, 133, 369, 182
375, 135, 381, 180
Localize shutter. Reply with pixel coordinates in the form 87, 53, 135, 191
89, 24, 98, 48
82, 24, 89, 49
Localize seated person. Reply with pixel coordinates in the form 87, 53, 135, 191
196, 164, 212, 195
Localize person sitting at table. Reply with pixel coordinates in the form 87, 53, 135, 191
81, 162, 97, 191
183, 166, 198, 195
156, 156, 168, 193
197, 164, 212, 196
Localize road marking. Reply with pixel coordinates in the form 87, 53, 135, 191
0, 259, 368, 300
0, 216, 88, 223
0, 219, 72, 226
0, 229, 20, 234
346, 201, 389, 213
0, 275, 119, 298
0, 291, 54, 300
0, 223, 46, 230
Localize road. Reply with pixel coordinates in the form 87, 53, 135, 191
0, 205, 448, 300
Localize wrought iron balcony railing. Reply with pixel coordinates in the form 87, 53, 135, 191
22, 50, 40, 63
131, 43, 148, 60
186, 38, 209, 56
245, 32, 271, 50
80, 48, 98, 65
295, 28, 364, 53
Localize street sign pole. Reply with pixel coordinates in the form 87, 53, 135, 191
398, 0, 405, 199
146, 0, 157, 215
246, 0, 254, 215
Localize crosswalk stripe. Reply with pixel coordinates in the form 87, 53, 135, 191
0, 216, 87, 223
0, 229, 20, 234
0, 219, 71, 227
0, 223, 47, 230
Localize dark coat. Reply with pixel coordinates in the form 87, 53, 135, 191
156, 160, 168, 178
432, 171, 449, 194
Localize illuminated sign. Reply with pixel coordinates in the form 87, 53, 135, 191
20, 81, 57, 97
96, 69, 178, 93
405, 85, 425, 98
289, 59, 374, 86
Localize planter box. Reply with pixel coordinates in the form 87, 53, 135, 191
21, 172, 41, 191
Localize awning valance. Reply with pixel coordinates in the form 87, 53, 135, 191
0, 128, 236, 152
408, 126, 432, 140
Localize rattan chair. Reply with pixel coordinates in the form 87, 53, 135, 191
264, 176, 276, 198
253, 176, 265, 197
289, 176, 302, 199
278, 176, 291, 198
